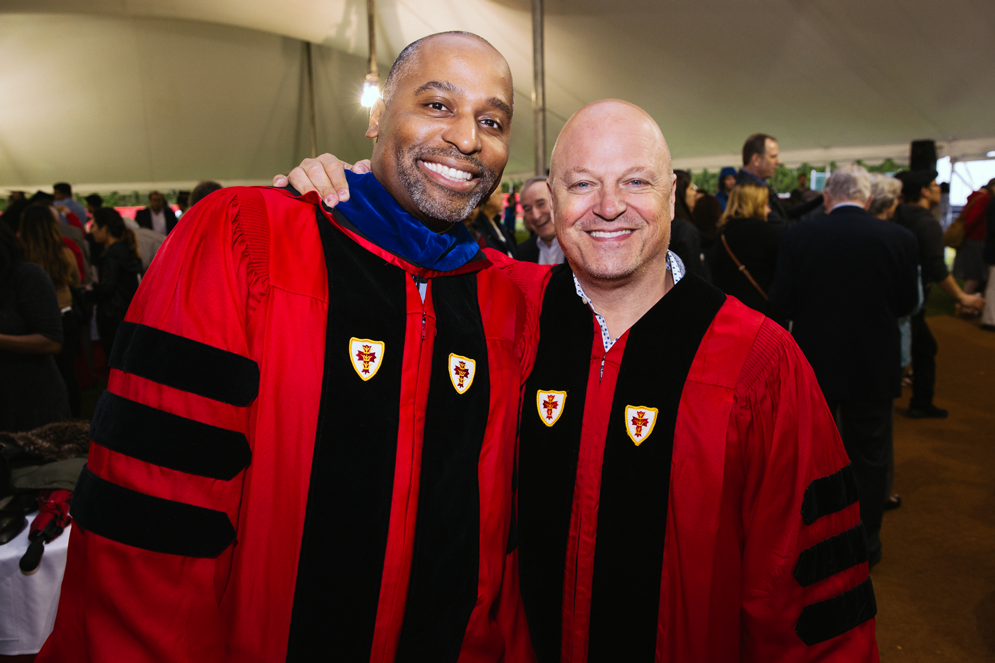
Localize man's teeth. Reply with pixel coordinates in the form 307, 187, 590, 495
589, 230, 633, 238
423, 161, 473, 182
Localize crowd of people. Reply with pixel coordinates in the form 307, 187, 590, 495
0, 180, 224, 436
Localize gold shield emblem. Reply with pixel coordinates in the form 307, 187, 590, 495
536, 390, 567, 427
449, 353, 476, 394
624, 405, 658, 446
349, 337, 384, 381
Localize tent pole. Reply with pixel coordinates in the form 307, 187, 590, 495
532, 0, 546, 176
368, 0, 378, 79
367, 0, 378, 147
306, 41, 317, 159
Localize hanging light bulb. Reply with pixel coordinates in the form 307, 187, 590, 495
361, 73, 380, 108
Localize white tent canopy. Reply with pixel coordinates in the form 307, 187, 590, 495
2, 0, 994, 192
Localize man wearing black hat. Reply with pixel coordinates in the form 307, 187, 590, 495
894, 170, 985, 418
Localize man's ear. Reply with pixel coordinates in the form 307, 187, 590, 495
669, 173, 677, 220
863, 195, 874, 211
366, 98, 386, 140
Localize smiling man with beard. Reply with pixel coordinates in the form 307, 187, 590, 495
39, 32, 532, 663
288, 99, 879, 662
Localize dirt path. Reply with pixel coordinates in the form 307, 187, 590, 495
874, 315, 995, 661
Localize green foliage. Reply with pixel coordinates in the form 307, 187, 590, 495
771, 165, 800, 195
692, 169, 720, 194
0, 189, 181, 213
82, 190, 179, 207
857, 158, 904, 175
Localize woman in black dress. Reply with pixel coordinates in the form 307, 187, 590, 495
86, 208, 141, 357
710, 183, 781, 319
671, 170, 704, 276
19, 204, 82, 417
0, 223, 70, 432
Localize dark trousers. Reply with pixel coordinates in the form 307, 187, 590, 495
910, 308, 937, 408
98, 319, 121, 362
827, 399, 893, 556
55, 310, 81, 418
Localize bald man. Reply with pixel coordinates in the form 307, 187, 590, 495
40, 32, 530, 663
290, 100, 877, 662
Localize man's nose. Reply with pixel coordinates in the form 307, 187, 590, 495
441, 113, 482, 155
594, 185, 626, 221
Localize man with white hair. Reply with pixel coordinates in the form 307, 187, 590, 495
770, 164, 921, 570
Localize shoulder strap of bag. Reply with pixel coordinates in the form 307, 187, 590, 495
721, 232, 769, 301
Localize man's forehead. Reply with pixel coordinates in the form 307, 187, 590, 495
559, 133, 664, 176
552, 101, 670, 180
522, 181, 548, 200
400, 37, 511, 100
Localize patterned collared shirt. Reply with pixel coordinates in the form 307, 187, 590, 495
573, 250, 686, 353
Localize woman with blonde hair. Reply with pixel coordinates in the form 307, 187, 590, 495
19, 204, 82, 417
710, 183, 782, 319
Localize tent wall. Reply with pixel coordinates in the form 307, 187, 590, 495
0, 14, 373, 191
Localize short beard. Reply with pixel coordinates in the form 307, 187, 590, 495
396, 147, 496, 224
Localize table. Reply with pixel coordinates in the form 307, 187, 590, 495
0, 523, 70, 656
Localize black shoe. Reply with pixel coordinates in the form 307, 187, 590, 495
0, 514, 27, 545
982, 324, 995, 333
883, 494, 901, 511
868, 547, 882, 570
907, 404, 948, 419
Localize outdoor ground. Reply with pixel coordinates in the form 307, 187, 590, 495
874, 313, 995, 662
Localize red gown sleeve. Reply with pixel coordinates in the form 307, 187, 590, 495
38, 189, 268, 662
481, 248, 545, 662
481, 248, 549, 381
733, 319, 879, 662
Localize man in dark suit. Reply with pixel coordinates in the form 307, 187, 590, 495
134, 191, 177, 235
769, 164, 920, 569
736, 133, 822, 232
514, 176, 564, 265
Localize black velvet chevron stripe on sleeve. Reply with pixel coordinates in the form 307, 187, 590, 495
800, 463, 860, 525
795, 578, 877, 645
793, 523, 869, 587
109, 322, 260, 406
71, 465, 236, 558
90, 391, 251, 480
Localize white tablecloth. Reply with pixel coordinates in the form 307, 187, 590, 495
0, 522, 71, 655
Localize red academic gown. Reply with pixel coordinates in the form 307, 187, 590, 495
496, 258, 878, 663
39, 186, 529, 662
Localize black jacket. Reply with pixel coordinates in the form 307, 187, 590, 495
515, 235, 540, 263
86, 242, 141, 328
670, 218, 703, 277
134, 206, 178, 234
710, 217, 780, 318
736, 170, 823, 233
893, 203, 948, 290
471, 212, 516, 257
768, 205, 920, 401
